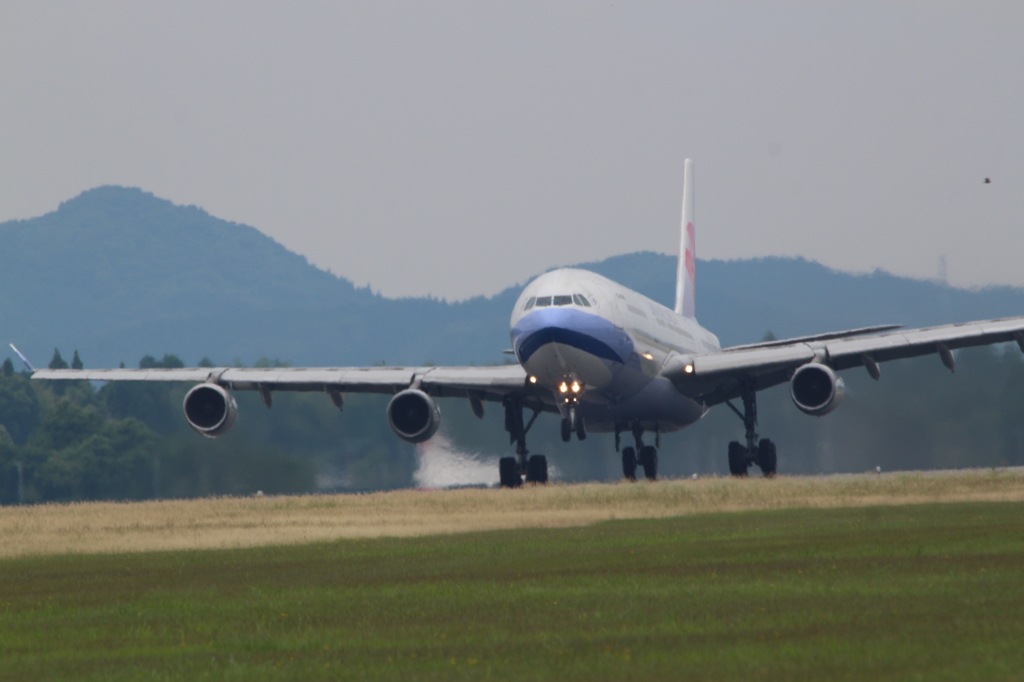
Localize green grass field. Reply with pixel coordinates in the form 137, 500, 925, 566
2, 500, 1023, 681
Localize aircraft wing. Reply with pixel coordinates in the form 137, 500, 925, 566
663, 316, 1024, 406
31, 363, 534, 402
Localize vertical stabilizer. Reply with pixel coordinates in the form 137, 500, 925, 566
674, 159, 696, 319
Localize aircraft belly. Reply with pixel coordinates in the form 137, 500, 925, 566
579, 376, 706, 433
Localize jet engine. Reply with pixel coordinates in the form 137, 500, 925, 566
387, 389, 441, 443
183, 383, 238, 437
790, 363, 845, 416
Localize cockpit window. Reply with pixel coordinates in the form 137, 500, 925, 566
530, 294, 592, 309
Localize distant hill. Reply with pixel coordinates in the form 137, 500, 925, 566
0, 187, 501, 368
3, 186, 1024, 370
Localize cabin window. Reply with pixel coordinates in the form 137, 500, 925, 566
553, 295, 573, 306
534, 296, 552, 307
523, 297, 536, 310
574, 294, 591, 307
626, 304, 648, 319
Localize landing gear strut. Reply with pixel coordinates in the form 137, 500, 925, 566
560, 408, 587, 443
724, 380, 777, 477
501, 395, 546, 487
616, 423, 658, 482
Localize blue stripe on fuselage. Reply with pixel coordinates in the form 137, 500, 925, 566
512, 307, 633, 365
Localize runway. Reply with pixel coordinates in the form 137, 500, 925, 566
2, 467, 1022, 558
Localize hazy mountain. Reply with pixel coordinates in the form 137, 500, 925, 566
3, 186, 1023, 371
0, 187, 507, 368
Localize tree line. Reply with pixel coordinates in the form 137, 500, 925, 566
0, 350, 415, 505
3, 344, 1024, 505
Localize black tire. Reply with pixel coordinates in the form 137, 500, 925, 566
575, 417, 587, 441
560, 418, 572, 443
728, 441, 748, 477
499, 456, 522, 488
640, 445, 658, 481
622, 447, 637, 481
526, 454, 548, 484
757, 438, 777, 477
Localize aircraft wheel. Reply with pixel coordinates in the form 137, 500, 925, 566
526, 454, 548, 484
499, 456, 522, 488
575, 417, 586, 441
560, 418, 572, 443
640, 445, 658, 481
728, 441, 748, 477
757, 438, 777, 477
622, 447, 637, 482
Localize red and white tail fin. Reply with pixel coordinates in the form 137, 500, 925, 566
674, 158, 696, 319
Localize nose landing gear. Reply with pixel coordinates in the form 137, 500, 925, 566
560, 407, 587, 442
558, 378, 587, 443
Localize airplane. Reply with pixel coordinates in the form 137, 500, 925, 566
28, 159, 1024, 487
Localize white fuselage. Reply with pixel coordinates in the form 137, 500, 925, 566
510, 268, 720, 434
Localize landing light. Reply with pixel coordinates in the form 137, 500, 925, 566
641, 352, 654, 360
684, 364, 694, 374
529, 376, 537, 384
559, 382, 568, 393
571, 381, 580, 393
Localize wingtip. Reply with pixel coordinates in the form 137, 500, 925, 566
8, 344, 36, 373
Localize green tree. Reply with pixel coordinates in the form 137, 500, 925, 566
161, 354, 184, 369
21, 399, 161, 502
100, 381, 179, 434
254, 357, 291, 368
100, 354, 186, 433
0, 371, 42, 444
139, 354, 184, 369
71, 350, 83, 370
48, 348, 68, 370
29, 399, 105, 452
0, 425, 18, 504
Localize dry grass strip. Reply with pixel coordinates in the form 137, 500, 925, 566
2, 468, 1023, 558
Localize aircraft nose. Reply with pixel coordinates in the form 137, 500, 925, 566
512, 307, 633, 366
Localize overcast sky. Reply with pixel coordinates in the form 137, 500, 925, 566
3, 2, 1022, 300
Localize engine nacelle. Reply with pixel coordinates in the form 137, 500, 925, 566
790, 363, 845, 416
387, 389, 441, 443
183, 383, 238, 438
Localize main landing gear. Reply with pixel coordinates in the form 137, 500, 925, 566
724, 381, 777, 477
500, 395, 547, 488
616, 423, 658, 482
